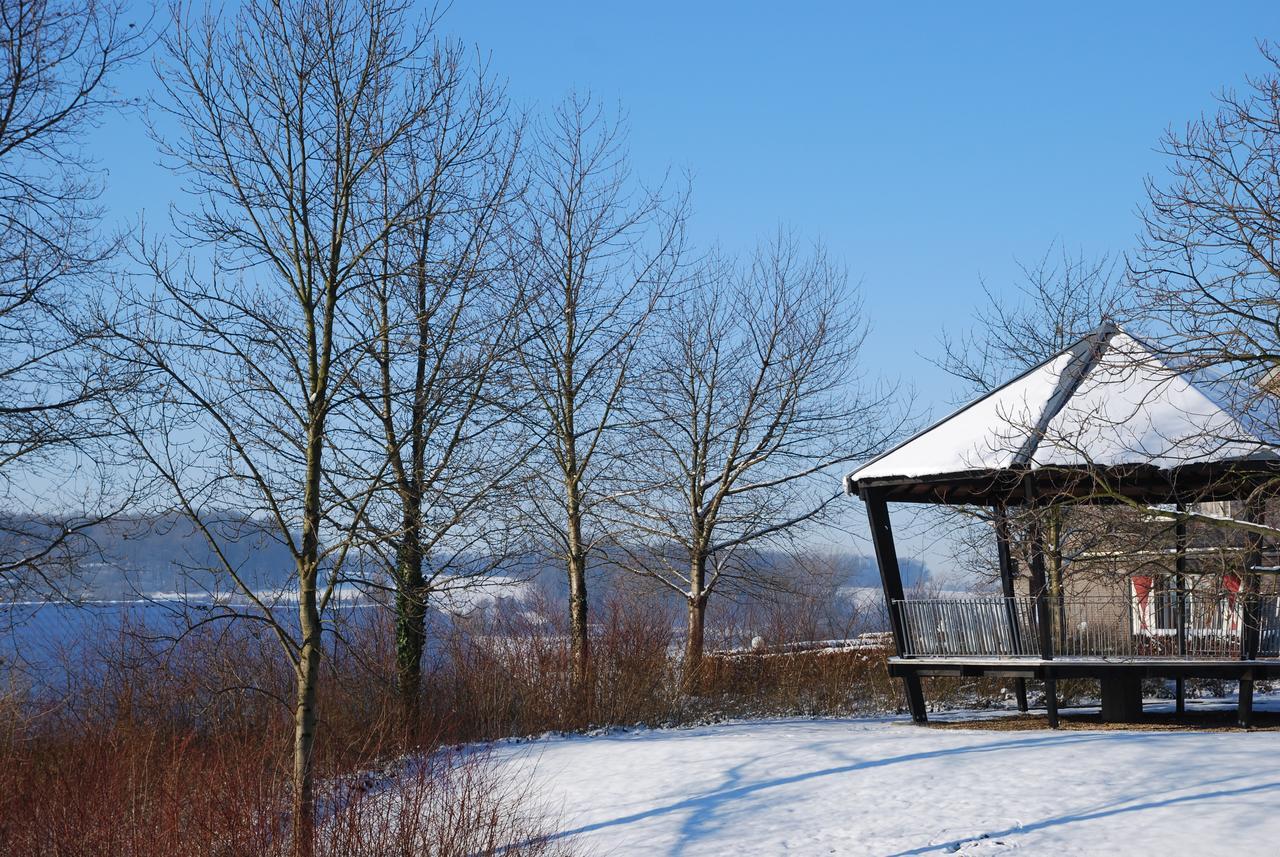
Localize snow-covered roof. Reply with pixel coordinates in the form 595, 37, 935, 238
846, 324, 1280, 493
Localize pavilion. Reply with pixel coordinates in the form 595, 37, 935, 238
845, 323, 1280, 726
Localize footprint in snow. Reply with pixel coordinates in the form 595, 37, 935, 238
947, 833, 1018, 852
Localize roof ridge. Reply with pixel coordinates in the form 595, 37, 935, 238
1010, 323, 1116, 468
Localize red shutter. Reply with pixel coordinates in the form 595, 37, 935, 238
1224, 572, 1242, 632
1132, 575, 1154, 630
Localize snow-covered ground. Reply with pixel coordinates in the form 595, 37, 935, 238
494, 699, 1280, 856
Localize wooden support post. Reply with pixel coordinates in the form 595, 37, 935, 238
1175, 503, 1187, 715
862, 488, 927, 724
1024, 478, 1057, 728
1100, 675, 1143, 722
1239, 678, 1254, 728
1015, 680, 1029, 714
1022, 482, 1054, 663
994, 504, 1028, 712
1242, 496, 1264, 662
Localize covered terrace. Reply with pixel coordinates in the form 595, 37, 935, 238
846, 323, 1280, 727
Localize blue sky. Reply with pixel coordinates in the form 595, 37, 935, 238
101, 2, 1279, 408
95, 1, 1280, 575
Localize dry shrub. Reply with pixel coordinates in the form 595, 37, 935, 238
426, 592, 677, 740
424, 587, 915, 730
321, 751, 572, 857
0, 611, 575, 857
0, 726, 282, 857
0, 720, 568, 857
699, 645, 899, 717
918, 674, 1016, 710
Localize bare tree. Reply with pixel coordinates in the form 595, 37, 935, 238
1125, 40, 1280, 539
350, 45, 527, 721
0, 0, 145, 601
614, 233, 899, 689
1136, 42, 1280, 435
936, 247, 1128, 396
106, 2, 444, 853
508, 95, 686, 706
931, 247, 1132, 592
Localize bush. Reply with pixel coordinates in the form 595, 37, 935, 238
0, 614, 573, 857
0, 586, 915, 854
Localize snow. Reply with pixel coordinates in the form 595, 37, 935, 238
1036, 331, 1269, 469
850, 349, 1072, 481
848, 325, 1277, 486
713, 632, 892, 656
490, 701, 1280, 855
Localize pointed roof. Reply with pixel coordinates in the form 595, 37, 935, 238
846, 323, 1280, 504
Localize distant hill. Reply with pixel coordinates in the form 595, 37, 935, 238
0, 512, 296, 600
0, 512, 932, 602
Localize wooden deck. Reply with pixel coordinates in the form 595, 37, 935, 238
890, 655, 1280, 681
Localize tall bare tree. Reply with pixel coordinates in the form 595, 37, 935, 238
931, 247, 1132, 591
613, 233, 898, 688
509, 95, 686, 706
1125, 40, 1280, 540
1137, 43, 1280, 434
107, 1, 444, 852
0, 0, 145, 601
936, 247, 1128, 397
351, 45, 526, 720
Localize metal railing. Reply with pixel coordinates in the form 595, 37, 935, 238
895, 594, 1280, 661
896, 597, 1040, 657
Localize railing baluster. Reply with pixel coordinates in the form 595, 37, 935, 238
885, 598, 1280, 665
886, 594, 1280, 662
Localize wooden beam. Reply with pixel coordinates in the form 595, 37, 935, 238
861, 487, 928, 724
1021, 477, 1057, 726
1239, 678, 1254, 728
994, 504, 1028, 712
862, 487, 908, 651
1175, 502, 1187, 715
1242, 496, 1264, 661
1045, 674, 1059, 729
1023, 478, 1054, 663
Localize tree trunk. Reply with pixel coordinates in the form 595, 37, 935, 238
1048, 508, 1066, 649
292, 411, 326, 857
564, 464, 591, 717
682, 550, 709, 693
567, 543, 590, 715
291, 626, 321, 857
394, 509, 426, 727
683, 593, 708, 694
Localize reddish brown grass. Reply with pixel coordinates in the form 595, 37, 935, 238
0, 588, 924, 854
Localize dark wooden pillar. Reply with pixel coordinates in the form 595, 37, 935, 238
1241, 496, 1264, 662
862, 487, 927, 724
994, 505, 1028, 712
1239, 495, 1263, 728
1023, 492, 1054, 660
1175, 503, 1187, 715
1100, 675, 1143, 722
1044, 667, 1059, 727
1023, 479, 1058, 727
